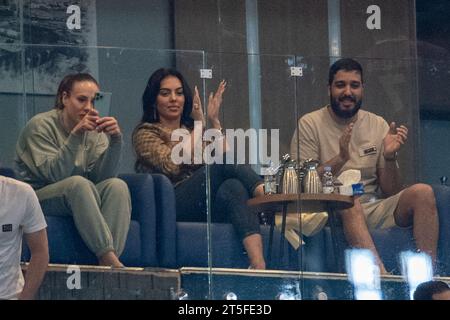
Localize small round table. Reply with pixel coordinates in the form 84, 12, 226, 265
247, 193, 354, 270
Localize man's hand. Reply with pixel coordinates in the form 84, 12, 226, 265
96, 116, 122, 138
383, 122, 408, 159
339, 122, 354, 162
71, 109, 99, 136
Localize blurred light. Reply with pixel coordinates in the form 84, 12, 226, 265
313, 286, 329, 300
171, 288, 189, 300
345, 249, 382, 300
355, 289, 382, 300
276, 292, 297, 300
317, 292, 328, 300
223, 292, 238, 300
400, 251, 433, 300
275, 283, 301, 300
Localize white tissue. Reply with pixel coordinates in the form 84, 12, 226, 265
337, 169, 362, 195
337, 169, 361, 185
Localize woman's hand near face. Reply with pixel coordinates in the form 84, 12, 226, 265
96, 116, 122, 138
191, 85, 205, 125
190, 81, 226, 129
207, 80, 226, 129
71, 109, 99, 136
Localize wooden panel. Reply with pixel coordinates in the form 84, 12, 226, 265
258, 0, 329, 56
173, 1, 419, 182
341, 0, 416, 60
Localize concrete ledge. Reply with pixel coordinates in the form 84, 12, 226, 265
22, 263, 180, 300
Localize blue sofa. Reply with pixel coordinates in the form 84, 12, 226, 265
6, 163, 448, 273
323, 185, 450, 274
152, 173, 329, 271
19, 173, 158, 267
151, 174, 450, 274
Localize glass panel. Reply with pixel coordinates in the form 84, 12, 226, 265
198, 52, 304, 299
419, 57, 450, 184
340, 0, 417, 61
22, 46, 204, 175
294, 54, 421, 284
3, 0, 448, 301
0, 46, 23, 168
418, 55, 450, 286
24, 0, 97, 47
0, 0, 22, 45
174, 0, 427, 301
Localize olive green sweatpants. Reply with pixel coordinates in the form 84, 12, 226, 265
36, 176, 131, 258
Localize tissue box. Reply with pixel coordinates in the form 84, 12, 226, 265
338, 183, 364, 196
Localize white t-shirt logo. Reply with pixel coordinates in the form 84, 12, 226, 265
2, 224, 12, 232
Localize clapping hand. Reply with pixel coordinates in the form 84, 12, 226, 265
339, 122, 354, 162
191, 86, 205, 125
383, 122, 408, 159
207, 80, 226, 128
191, 80, 227, 128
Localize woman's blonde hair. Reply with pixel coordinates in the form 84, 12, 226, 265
54, 73, 99, 109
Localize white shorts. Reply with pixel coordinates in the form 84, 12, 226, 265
361, 191, 404, 230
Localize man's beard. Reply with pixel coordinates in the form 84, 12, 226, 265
330, 95, 362, 119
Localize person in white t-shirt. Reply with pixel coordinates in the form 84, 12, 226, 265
0, 175, 48, 300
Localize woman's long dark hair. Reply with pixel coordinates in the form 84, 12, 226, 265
140, 68, 194, 129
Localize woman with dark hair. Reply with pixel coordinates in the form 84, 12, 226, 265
133, 68, 266, 269
15, 73, 131, 267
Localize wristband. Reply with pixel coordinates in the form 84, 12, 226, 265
384, 152, 398, 161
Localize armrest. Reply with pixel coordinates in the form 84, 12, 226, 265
432, 184, 450, 274
0, 167, 16, 179
151, 174, 177, 268
119, 173, 157, 266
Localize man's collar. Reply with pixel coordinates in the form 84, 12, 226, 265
326, 105, 359, 125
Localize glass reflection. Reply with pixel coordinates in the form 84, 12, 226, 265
400, 251, 433, 300
346, 249, 382, 300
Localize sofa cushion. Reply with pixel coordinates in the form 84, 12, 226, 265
371, 227, 415, 273
177, 222, 247, 268
119, 173, 158, 266
176, 222, 326, 271
22, 216, 141, 267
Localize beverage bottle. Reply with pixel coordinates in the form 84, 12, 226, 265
322, 166, 334, 194
262, 162, 277, 194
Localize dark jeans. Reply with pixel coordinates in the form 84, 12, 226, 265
175, 163, 263, 240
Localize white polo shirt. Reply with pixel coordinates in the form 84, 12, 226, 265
0, 176, 47, 300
